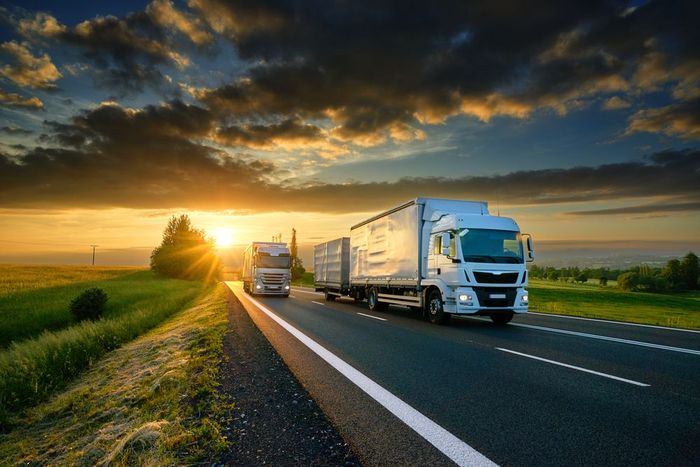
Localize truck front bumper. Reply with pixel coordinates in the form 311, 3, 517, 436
446, 286, 528, 314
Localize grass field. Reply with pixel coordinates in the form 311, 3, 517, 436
0, 267, 202, 348
0, 284, 230, 465
528, 279, 700, 329
0, 265, 208, 420
292, 272, 699, 329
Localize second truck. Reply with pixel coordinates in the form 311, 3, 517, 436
314, 197, 534, 324
243, 242, 292, 297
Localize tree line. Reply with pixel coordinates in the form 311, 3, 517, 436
529, 252, 700, 293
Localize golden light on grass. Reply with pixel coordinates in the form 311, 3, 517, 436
209, 227, 235, 249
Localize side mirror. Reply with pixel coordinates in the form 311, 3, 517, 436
522, 233, 534, 262
441, 232, 451, 256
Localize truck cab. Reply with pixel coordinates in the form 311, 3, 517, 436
242, 242, 291, 297
422, 211, 533, 324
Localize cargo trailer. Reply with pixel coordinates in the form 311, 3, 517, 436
314, 198, 533, 325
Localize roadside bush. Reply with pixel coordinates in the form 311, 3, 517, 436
69, 288, 108, 321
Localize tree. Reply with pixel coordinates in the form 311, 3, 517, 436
150, 215, 221, 282
680, 252, 700, 290
617, 272, 640, 291
575, 272, 588, 284
289, 228, 306, 280
662, 259, 683, 290
599, 276, 608, 286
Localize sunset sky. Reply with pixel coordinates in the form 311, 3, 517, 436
1, 0, 698, 266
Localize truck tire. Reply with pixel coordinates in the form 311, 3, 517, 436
324, 289, 335, 301
426, 289, 450, 324
490, 312, 513, 325
367, 287, 388, 312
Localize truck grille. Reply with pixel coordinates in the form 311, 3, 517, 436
473, 271, 519, 284
473, 287, 516, 308
261, 273, 285, 285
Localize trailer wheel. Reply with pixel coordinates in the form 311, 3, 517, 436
426, 289, 449, 325
367, 288, 388, 311
490, 312, 513, 325
324, 289, 335, 301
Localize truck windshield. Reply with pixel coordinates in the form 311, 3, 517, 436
255, 254, 291, 269
459, 229, 523, 264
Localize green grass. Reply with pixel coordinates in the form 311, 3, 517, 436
0, 264, 137, 297
529, 279, 700, 329
0, 284, 230, 465
0, 266, 207, 421
291, 271, 315, 288
0, 268, 199, 348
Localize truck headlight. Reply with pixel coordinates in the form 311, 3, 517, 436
256, 284, 262, 290
284, 285, 290, 290
521, 294, 528, 303
459, 294, 472, 302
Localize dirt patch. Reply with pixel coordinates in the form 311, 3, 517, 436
218, 288, 360, 465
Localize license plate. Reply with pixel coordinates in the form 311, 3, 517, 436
490, 293, 506, 299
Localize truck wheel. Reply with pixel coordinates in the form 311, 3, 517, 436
367, 288, 388, 311
324, 289, 335, 301
490, 313, 514, 325
426, 289, 449, 325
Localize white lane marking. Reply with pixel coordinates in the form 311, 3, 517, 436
510, 322, 700, 356
311, 301, 325, 306
292, 287, 324, 296
357, 312, 387, 322
496, 347, 650, 387
235, 286, 496, 467
527, 312, 700, 334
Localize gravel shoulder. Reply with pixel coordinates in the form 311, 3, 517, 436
218, 287, 361, 465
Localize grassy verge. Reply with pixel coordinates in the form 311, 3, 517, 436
0, 268, 200, 347
529, 279, 700, 329
291, 271, 315, 288
0, 284, 230, 465
0, 276, 205, 420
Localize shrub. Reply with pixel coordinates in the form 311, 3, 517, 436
70, 288, 108, 321
617, 272, 640, 291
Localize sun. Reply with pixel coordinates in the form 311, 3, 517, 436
210, 227, 235, 248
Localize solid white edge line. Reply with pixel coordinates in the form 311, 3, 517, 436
311, 300, 325, 306
510, 322, 700, 356
527, 312, 700, 334
496, 348, 650, 387
357, 312, 387, 322
235, 286, 497, 467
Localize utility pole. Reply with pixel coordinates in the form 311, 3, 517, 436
90, 244, 98, 265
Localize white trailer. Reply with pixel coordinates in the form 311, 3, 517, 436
314, 198, 534, 324
243, 242, 291, 296
314, 237, 350, 301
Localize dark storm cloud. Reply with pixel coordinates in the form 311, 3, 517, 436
215, 117, 324, 149
192, 0, 699, 143
626, 97, 700, 140
1, 99, 698, 213
566, 201, 700, 217
15, 2, 210, 93
0, 126, 32, 135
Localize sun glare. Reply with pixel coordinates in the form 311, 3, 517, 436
211, 228, 235, 248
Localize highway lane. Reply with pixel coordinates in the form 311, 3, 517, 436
228, 283, 700, 466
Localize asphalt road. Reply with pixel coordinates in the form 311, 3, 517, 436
226, 282, 700, 467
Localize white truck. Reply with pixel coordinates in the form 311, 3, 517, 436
314, 198, 533, 324
242, 242, 291, 297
